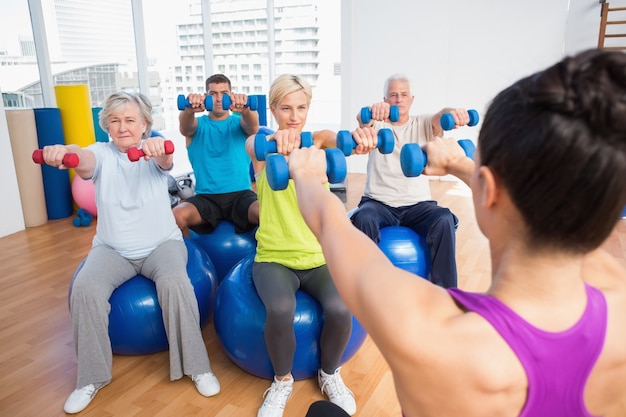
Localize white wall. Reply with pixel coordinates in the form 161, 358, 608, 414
341, 0, 602, 173
0, 0, 605, 237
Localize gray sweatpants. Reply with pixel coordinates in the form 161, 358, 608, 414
69, 239, 211, 389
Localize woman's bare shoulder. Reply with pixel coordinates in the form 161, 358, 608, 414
583, 249, 626, 295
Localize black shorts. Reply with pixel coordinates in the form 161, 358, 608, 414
185, 190, 257, 234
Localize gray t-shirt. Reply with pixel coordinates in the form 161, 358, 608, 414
87, 141, 182, 259
365, 114, 434, 207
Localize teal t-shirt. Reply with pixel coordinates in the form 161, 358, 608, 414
188, 115, 252, 194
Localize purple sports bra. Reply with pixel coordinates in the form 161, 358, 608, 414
444, 284, 607, 417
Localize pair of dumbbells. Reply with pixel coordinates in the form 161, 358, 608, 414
177, 94, 259, 112
346, 107, 478, 158
260, 128, 394, 159
32, 140, 175, 167
255, 126, 396, 190
361, 105, 478, 131
254, 133, 347, 191
72, 208, 93, 227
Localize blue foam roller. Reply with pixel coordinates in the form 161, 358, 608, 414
256, 95, 268, 127
33, 108, 73, 220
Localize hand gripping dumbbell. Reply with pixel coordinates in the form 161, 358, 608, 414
127, 140, 175, 162
400, 140, 476, 177
177, 94, 228, 112
361, 105, 400, 124
221, 94, 259, 111
336, 128, 394, 156
254, 132, 315, 161
440, 109, 480, 131
32, 149, 79, 168
265, 147, 347, 191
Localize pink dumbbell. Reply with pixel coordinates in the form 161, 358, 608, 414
32, 149, 79, 168
127, 140, 175, 162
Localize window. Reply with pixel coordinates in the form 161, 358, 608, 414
2, 0, 341, 134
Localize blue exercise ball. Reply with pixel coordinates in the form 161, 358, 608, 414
69, 238, 218, 355
189, 221, 257, 283
214, 255, 367, 381
378, 226, 431, 278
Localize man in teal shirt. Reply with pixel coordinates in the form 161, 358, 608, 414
174, 74, 260, 236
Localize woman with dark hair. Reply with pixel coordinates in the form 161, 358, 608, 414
292, 49, 626, 417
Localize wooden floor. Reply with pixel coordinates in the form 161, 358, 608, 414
1, 174, 624, 417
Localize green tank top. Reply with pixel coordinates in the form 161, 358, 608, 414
254, 169, 328, 270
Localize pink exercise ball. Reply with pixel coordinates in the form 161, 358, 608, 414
71, 175, 97, 217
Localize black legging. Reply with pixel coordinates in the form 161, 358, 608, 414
253, 262, 352, 376
306, 400, 350, 417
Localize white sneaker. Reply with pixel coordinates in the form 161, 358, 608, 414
63, 384, 100, 414
318, 368, 356, 415
191, 372, 221, 397
257, 375, 294, 417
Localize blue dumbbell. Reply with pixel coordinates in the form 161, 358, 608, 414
336, 128, 394, 156
177, 94, 229, 111
265, 147, 347, 191
361, 105, 400, 124
72, 208, 93, 227
221, 94, 259, 111
400, 140, 476, 177
254, 132, 315, 161
440, 109, 480, 131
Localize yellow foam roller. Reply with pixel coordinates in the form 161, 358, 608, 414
55, 85, 96, 182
